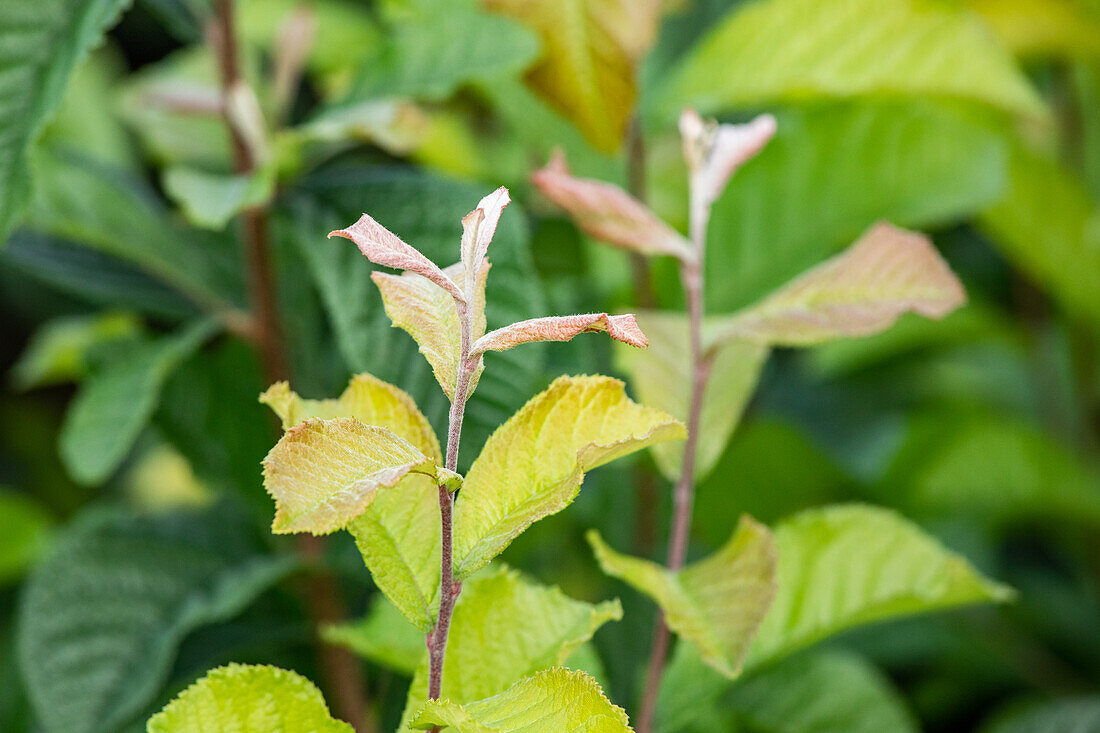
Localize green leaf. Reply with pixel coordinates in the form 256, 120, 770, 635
146, 663, 352, 733
714, 222, 966, 346
323, 595, 425, 676
0, 489, 52, 583
345, 5, 539, 102
262, 417, 456, 535
615, 311, 769, 482
59, 319, 217, 485
656, 646, 918, 733
588, 516, 777, 678
162, 166, 275, 231
410, 667, 631, 732
705, 101, 1008, 313
399, 566, 623, 730
658, 0, 1044, 119
262, 374, 443, 630
484, 0, 662, 152
9, 311, 142, 390
745, 504, 1014, 668
0, 0, 133, 242
966, 0, 1100, 58
453, 375, 685, 579
984, 697, 1100, 733
18, 507, 295, 733
979, 143, 1100, 325
277, 166, 546, 460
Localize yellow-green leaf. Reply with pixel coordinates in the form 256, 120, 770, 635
745, 504, 1014, 668
714, 223, 966, 347
588, 516, 776, 678
260, 374, 444, 630
452, 375, 685, 579
660, 0, 1045, 119
146, 663, 352, 733
399, 565, 622, 730
615, 311, 769, 482
483, 0, 662, 152
372, 260, 489, 400
410, 667, 631, 732
262, 417, 453, 535
966, 0, 1100, 58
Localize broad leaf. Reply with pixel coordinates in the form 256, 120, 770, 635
59, 319, 217, 485
452, 375, 685, 579
588, 516, 777, 678
985, 697, 1100, 733
484, 0, 662, 152
979, 143, 1100, 325
714, 222, 966, 346
0, 0, 133, 242
615, 311, 769, 482
372, 260, 489, 401
0, 490, 52, 584
966, 0, 1100, 58
18, 507, 295, 733
344, 5, 539, 102
323, 595, 425, 676
146, 664, 352, 733
410, 667, 631, 732
704, 101, 1008, 312
472, 313, 648, 355
399, 566, 622, 730
262, 417, 456, 536
659, 0, 1044, 119
531, 153, 693, 260
10, 311, 141, 390
656, 646, 918, 733
162, 166, 275, 231
745, 504, 1014, 668
261, 374, 444, 630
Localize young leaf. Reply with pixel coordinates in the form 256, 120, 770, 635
372, 260, 490, 400
471, 313, 648, 356
659, 0, 1046, 119
460, 186, 510, 299
0, 0, 133, 243
330, 213, 465, 303
261, 375, 444, 630
714, 222, 966, 346
680, 110, 778, 207
410, 667, 631, 733
745, 504, 1014, 668
262, 417, 456, 535
59, 319, 217, 485
483, 0, 662, 152
452, 375, 685, 579
587, 515, 777, 678
399, 566, 622, 730
615, 311, 769, 482
146, 664, 352, 733
18, 507, 295, 733
162, 166, 275, 231
531, 153, 693, 260
323, 595, 426, 676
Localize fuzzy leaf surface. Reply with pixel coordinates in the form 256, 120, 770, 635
410, 667, 631, 732
588, 516, 776, 678
715, 222, 966, 346
660, 0, 1044, 118
615, 311, 769, 482
452, 375, 685, 579
472, 313, 648, 355
746, 504, 1014, 668
261, 375, 444, 630
399, 566, 622, 730
146, 663, 352, 733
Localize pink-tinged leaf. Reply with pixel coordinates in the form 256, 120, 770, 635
532, 152, 693, 261
460, 187, 510, 299
471, 313, 648, 356
715, 222, 967, 346
330, 214, 464, 303
681, 110, 777, 206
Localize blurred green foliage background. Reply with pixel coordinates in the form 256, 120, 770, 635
1, 0, 1100, 730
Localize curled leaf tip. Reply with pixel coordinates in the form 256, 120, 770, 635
682, 110, 777, 204
471, 313, 648, 355
460, 187, 511, 296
